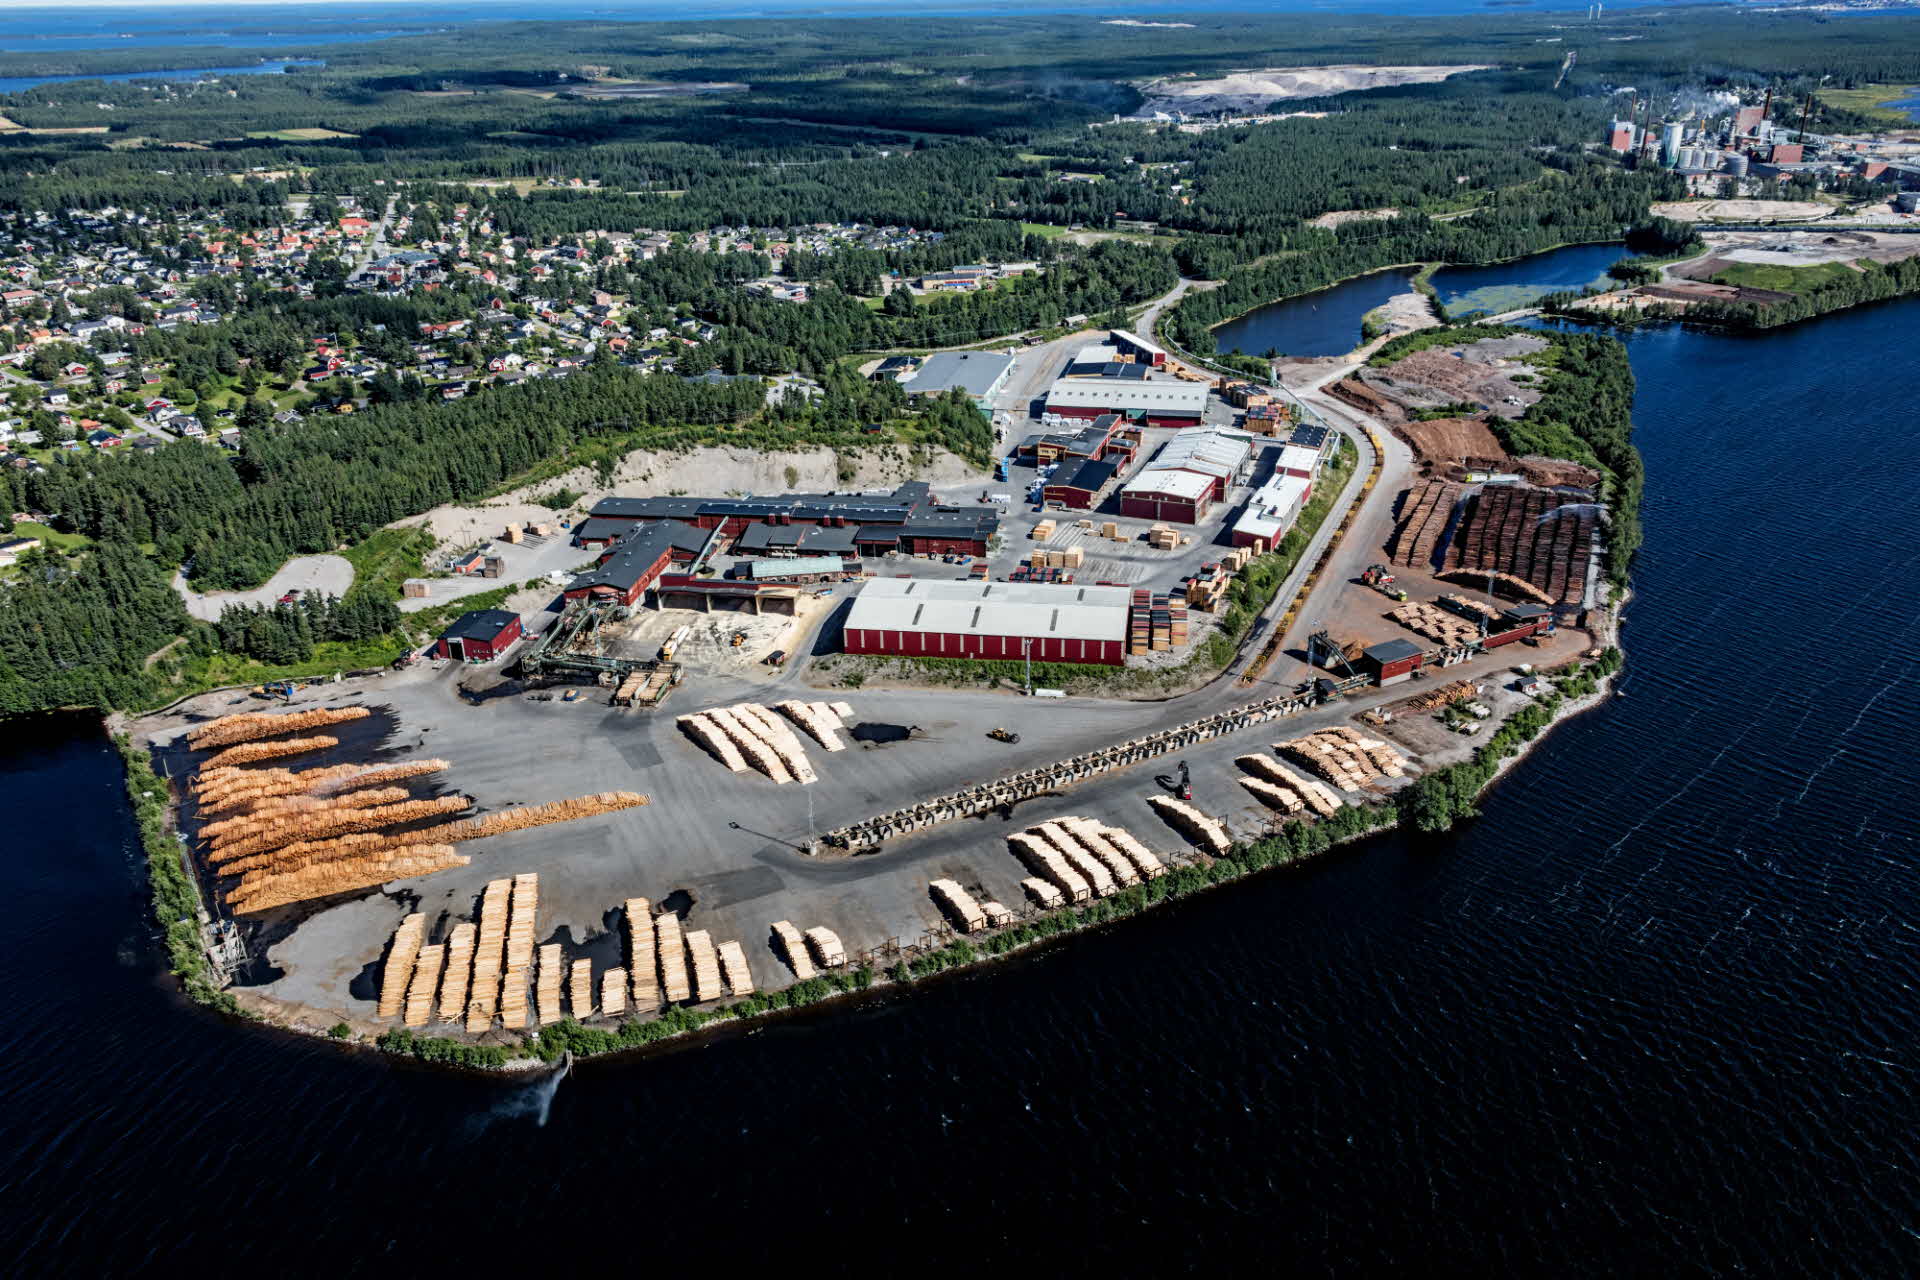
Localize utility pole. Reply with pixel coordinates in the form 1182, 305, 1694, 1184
1022, 636, 1032, 695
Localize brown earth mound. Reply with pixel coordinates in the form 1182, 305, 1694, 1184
1395, 416, 1505, 467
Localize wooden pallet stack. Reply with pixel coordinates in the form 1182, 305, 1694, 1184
438, 922, 475, 1023
684, 930, 724, 1003
715, 940, 754, 996
404, 943, 444, 1028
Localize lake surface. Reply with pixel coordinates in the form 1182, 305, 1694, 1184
1212, 242, 1636, 358
4, 300, 1919, 1271
0, 61, 322, 96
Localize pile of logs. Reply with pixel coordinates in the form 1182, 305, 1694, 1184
188, 706, 371, 751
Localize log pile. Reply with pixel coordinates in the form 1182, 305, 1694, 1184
1147, 796, 1231, 855
804, 927, 845, 969
407, 791, 649, 846
378, 913, 426, 1018
212, 795, 472, 870
188, 705, 371, 751
202, 734, 339, 770
404, 943, 444, 1028
930, 880, 988, 933
1276, 728, 1403, 791
569, 959, 594, 1020
655, 911, 691, 1003
1082, 820, 1166, 880
684, 929, 724, 1003
676, 713, 747, 773
771, 920, 815, 980
466, 878, 511, 1032
1241, 776, 1307, 814
625, 898, 658, 1010
537, 943, 565, 1026
230, 845, 466, 915
697, 707, 790, 782
716, 940, 754, 996
194, 759, 447, 817
499, 873, 538, 1030
438, 922, 475, 1023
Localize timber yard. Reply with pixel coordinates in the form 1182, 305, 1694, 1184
132, 323, 1618, 1050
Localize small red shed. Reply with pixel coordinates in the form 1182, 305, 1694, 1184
433, 609, 522, 662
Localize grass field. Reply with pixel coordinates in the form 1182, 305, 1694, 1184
245, 127, 358, 141
1710, 259, 1862, 294
1816, 84, 1920, 129
8, 520, 91, 551
1019, 221, 1069, 238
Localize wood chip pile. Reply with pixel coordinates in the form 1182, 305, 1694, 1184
684, 929, 724, 1002
771, 920, 816, 979
404, 943, 444, 1028
716, 940, 754, 996
1147, 795, 1232, 855
930, 878, 989, 932
378, 913, 426, 1019
187, 705, 371, 751
655, 911, 691, 1003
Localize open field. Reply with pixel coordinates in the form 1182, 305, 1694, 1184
245, 127, 358, 141
1709, 259, 1862, 293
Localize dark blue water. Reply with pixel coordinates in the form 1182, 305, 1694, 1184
1880, 86, 1920, 122
1213, 266, 1417, 359
0, 61, 322, 96
1432, 241, 1627, 316
4, 298, 1919, 1272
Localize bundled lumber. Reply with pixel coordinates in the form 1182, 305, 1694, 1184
1095, 823, 1165, 879
1022, 876, 1065, 909
702, 706, 790, 783
625, 897, 659, 1009
201, 735, 340, 771
1053, 818, 1138, 888
407, 791, 649, 846
655, 911, 691, 1003
404, 943, 444, 1028
830, 701, 855, 721
1254, 752, 1342, 816
1147, 796, 1231, 855
537, 943, 565, 1026
499, 873, 538, 1030
804, 927, 846, 969
467, 878, 511, 1032
775, 700, 845, 751
601, 967, 627, 1017
684, 929, 724, 1003
569, 959, 594, 1020
229, 845, 465, 914
205, 785, 412, 835
931, 879, 988, 932
377, 913, 426, 1018
438, 923, 475, 1023
1032, 823, 1116, 897
716, 940, 754, 996
980, 900, 1013, 928
1008, 831, 1091, 902
734, 704, 817, 785
189, 705, 371, 751
1241, 775, 1307, 814
771, 920, 815, 980
678, 713, 747, 773
211, 794, 472, 867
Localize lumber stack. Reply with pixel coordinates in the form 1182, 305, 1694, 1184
499, 873, 538, 1030
537, 943, 565, 1026
1147, 795, 1231, 855
377, 913, 426, 1019
930, 879, 988, 933
188, 705, 371, 751
735, 704, 818, 785
467, 877, 511, 1032
771, 920, 816, 980
404, 943, 444, 1028
804, 927, 845, 969
1093, 823, 1166, 879
775, 700, 847, 751
716, 940, 754, 996
1008, 831, 1092, 902
1022, 877, 1065, 909
438, 922, 475, 1023
702, 706, 791, 783
569, 959, 594, 1020
677, 713, 748, 773
408, 791, 649, 846
1050, 818, 1138, 888
1031, 822, 1116, 896
830, 701, 855, 721
655, 911, 692, 1003
625, 897, 659, 1009
601, 967, 627, 1017
980, 900, 1013, 928
1241, 775, 1307, 814
685, 929, 724, 1003
202, 735, 340, 770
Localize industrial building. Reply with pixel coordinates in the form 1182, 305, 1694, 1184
433, 609, 524, 663
1118, 466, 1216, 524
1273, 443, 1322, 481
1109, 329, 1169, 367
564, 522, 711, 606
902, 350, 1014, 401
576, 481, 1000, 559
1360, 638, 1424, 687
1015, 413, 1133, 466
1042, 456, 1120, 510
842, 579, 1133, 666
1231, 473, 1311, 549
1045, 378, 1209, 427
1116, 424, 1255, 523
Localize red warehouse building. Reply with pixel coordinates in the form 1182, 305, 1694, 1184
841, 579, 1131, 667
1042, 457, 1120, 510
433, 609, 523, 662
1118, 467, 1215, 524
1044, 378, 1208, 428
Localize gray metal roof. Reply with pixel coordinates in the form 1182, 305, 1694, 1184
846, 578, 1130, 643
904, 350, 1013, 398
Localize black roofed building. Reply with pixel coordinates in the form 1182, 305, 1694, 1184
563, 522, 711, 607
577, 480, 997, 557
432, 609, 523, 663
1361, 638, 1425, 686
1042, 457, 1119, 510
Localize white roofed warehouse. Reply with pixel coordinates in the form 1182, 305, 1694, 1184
842, 579, 1132, 667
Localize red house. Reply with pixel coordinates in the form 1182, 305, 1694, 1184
433, 609, 522, 662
